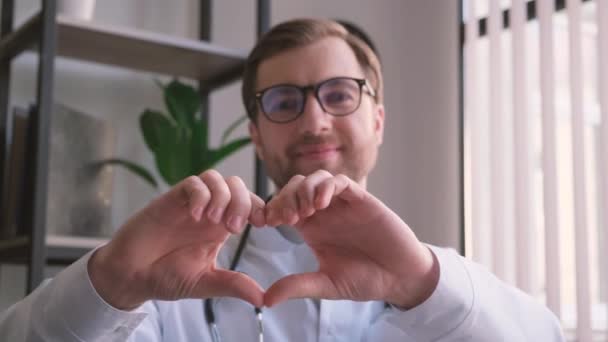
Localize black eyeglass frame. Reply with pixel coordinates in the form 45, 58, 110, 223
254, 76, 377, 124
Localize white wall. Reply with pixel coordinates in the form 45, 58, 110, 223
0, 0, 460, 310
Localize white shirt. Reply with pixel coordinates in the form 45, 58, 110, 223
0, 226, 564, 341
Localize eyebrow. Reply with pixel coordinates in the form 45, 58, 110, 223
256, 75, 366, 94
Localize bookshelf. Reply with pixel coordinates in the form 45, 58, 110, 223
0, 13, 248, 88
0, 0, 270, 293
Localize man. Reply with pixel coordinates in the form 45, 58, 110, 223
0, 18, 563, 341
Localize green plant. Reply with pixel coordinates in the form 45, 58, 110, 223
102, 79, 251, 188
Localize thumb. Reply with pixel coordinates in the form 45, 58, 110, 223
195, 269, 265, 307
264, 272, 334, 307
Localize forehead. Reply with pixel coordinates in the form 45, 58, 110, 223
256, 37, 365, 90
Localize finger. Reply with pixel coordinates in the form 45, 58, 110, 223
314, 177, 337, 210
200, 170, 231, 224
266, 175, 305, 226
195, 269, 264, 308
315, 174, 364, 209
297, 170, 333, 215
248, 192, 266, 228
264, 272, 334, 307
182, 176, 211, 221
332, 174, 367, 203
223, 176, 251, 234
143, 176, 210, 226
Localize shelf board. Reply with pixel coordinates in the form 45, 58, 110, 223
0, 13, 40, 62
0, 13, 247, 87
0, 234, 109, 264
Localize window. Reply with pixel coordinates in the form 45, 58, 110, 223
463, 0, 607, 340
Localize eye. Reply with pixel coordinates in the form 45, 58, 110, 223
261, 86, 302, 114
323, 90, 354, 105
318, 78, 360, 110
270, 97, 299, 112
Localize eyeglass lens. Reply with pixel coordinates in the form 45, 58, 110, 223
259, 78, 362, 123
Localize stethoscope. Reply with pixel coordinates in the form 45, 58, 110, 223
204, 197, 270, 342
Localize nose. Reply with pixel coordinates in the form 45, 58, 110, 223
297, 92, 332, 134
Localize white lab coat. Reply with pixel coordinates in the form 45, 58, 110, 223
0, 226, 565, 341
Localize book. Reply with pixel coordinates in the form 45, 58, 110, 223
1, 103, 117, 240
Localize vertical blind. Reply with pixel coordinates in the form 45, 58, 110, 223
463, 0, 607, 341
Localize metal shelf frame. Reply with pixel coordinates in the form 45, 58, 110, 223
0, 0, 270, 293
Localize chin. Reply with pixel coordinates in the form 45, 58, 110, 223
297, 161, 340, 175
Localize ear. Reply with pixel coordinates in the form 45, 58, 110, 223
248, 121, 265, 161
374, 104, 385, 145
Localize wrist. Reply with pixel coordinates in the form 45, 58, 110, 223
88, 245, 145, 311
389, 245, 440, 309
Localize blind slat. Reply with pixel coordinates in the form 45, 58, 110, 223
489, 0, 513, 283
538, 0, 562, 320
566, 0, 593, 340
511, 0, 535, 294
466, 0, 493, 267
596, 0, 608, 328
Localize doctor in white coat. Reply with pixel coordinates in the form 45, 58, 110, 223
0, 18, 564, 341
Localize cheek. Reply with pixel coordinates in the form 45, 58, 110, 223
258, 126, 291, 156
343, 115, 376, 144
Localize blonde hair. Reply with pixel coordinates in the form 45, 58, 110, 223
242, 18, 383, 121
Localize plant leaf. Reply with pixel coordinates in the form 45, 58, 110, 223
95, 158, 158, 188
154, 132, 193, 186
139, 109, 191, 185
220, 114, 249, 146
165, 80, 200, 128
140, 109, 176, 153
205, 137, 251, 170
189, 119, 208, 174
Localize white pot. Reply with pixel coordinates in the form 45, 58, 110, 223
57, 0, 96, 21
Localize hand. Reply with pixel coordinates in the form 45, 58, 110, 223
263, 170, 439, 308
88, 170, 267, 310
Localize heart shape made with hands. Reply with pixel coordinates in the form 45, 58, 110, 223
91, 170, 436, 312
256, 171, 435, 309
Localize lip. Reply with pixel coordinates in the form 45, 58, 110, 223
294, 144, 341, 160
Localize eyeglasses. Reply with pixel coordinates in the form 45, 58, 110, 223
255, 76, 376, 124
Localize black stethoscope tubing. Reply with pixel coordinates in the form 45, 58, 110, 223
203, 222, 257, 326
204, 194, 274, 331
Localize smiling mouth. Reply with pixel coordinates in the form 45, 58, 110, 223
294, 145, 341, 160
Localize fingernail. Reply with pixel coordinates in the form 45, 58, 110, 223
304, 206, 314, 217
208, 207, 223, 223
283, 208, 298, 224
253, 208, 265, 226
206, 207, 216, 222
191, 207, 203, 221
228, 216, 243, 233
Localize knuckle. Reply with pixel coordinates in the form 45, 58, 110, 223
296, 183, 309, 196
315, 169, 333, 178
295, 188, 308, 205
228, 195, 250, 215
201, 169, 221, 181
335, 173, 350, 182
182, 176, 206, 196
210, 184, 231, 204
225, 175, 245, 187
289, 174, 305, 183
183, 175, 201, 187
250, 194, 265, 207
